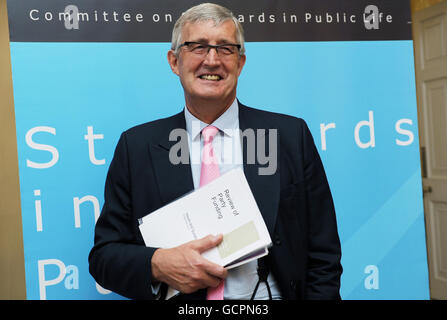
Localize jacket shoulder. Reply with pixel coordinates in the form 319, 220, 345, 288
239, 103, 307, 129
121, 111, 184, 143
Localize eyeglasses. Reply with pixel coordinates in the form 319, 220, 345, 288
178, 41, 241, 57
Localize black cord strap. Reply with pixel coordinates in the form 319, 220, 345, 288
250, 257, 272, 300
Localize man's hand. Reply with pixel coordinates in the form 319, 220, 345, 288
151, 234, 228, 294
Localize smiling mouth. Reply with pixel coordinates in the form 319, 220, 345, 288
199, 74, 222, 81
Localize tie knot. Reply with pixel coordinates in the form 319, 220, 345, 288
202, 125, 219, 143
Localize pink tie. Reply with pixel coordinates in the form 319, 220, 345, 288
200, 125, 224, 300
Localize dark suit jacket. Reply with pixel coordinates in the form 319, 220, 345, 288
88, 103, 342, 300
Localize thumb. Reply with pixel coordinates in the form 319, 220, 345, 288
191, 234, 223, 253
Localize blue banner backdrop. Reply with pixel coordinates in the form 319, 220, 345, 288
8, 0, 429, 299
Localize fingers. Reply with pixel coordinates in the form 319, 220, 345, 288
188, 234, 227, 278
202, 259, 228, 280
194, 270, 223, 289
151, 234, 228, 294
190, 234, 223, 253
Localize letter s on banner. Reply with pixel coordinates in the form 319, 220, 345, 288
25, 126, 59, 169
395, 119, 414, 146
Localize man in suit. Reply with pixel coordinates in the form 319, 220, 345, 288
89, 3, 342, 300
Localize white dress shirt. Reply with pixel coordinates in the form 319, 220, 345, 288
184, 99, 282, 300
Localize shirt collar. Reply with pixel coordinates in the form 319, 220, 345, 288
184, 98, 239, 141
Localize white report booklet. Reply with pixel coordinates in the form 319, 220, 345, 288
138, 167, 272, 299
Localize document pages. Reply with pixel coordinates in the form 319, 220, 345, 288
138, 168, 272, 298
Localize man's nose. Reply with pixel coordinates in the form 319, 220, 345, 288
203, 47, 221, 65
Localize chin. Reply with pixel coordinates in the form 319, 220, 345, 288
193, 91, 227, 101
194, 88, 235, 100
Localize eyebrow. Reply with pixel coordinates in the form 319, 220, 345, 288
187, 38, 235, 44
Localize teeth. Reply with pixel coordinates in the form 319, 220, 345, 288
200, 74, 221, 81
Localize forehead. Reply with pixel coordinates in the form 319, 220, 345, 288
181, 20, 238, 43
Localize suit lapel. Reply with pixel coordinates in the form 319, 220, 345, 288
149, 111, 194, 205
239, 104, 280, 237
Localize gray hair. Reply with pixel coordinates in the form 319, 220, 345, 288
171, 3, 245, 56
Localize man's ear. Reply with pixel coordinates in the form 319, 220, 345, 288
167, 50, 180, 76
237, 54, 246, 76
